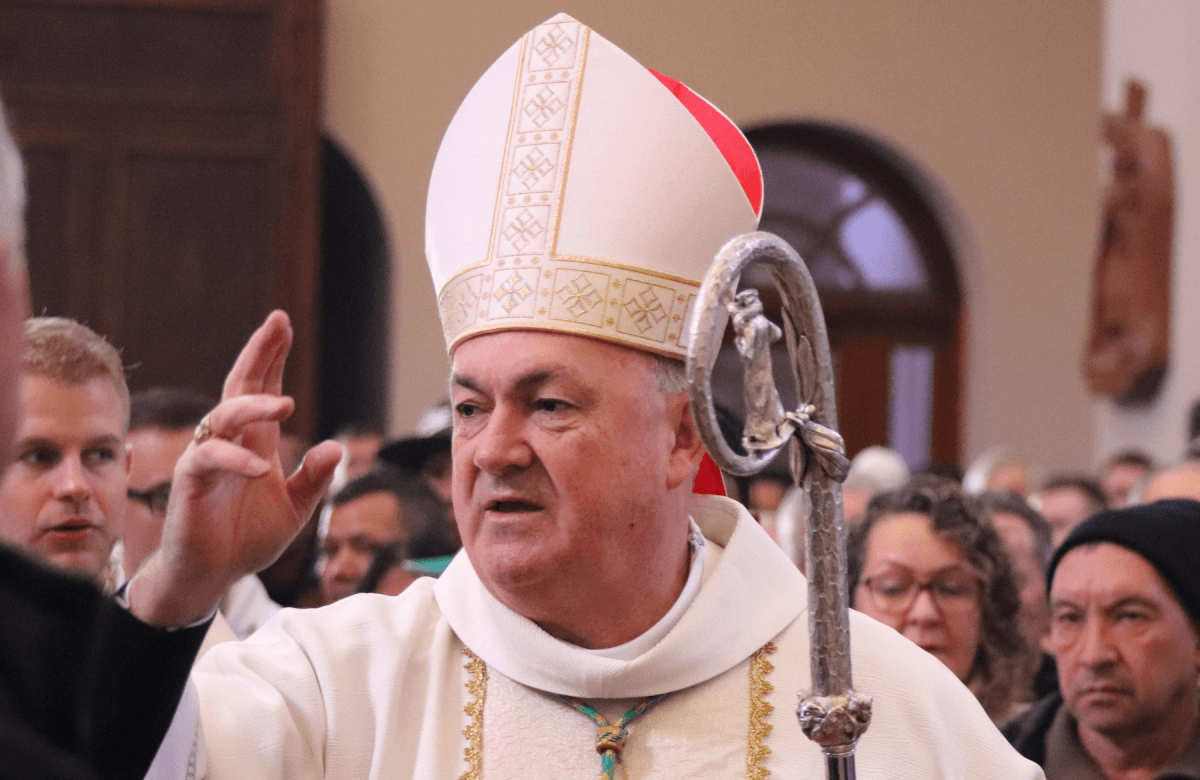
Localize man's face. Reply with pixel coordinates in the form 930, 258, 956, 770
450, 331, 694, 610
0, 374, 130, 578
1141, 464, 1200, 503
1103, 462, 1150, 507
993, 512, 1050, 646
318, 491, 405, 603
1040, 487, 1094, 547
1048, 543, 1200, 740
123, 426, 193, 575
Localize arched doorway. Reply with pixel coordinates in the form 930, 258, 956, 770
716, 122, 963, 473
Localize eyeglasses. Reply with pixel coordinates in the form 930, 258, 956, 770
127, 482, 171, 515
858, 569, 982, 616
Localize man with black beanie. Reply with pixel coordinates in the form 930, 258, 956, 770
1007, 498, 1200, 779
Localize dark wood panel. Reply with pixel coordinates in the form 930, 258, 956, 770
0, 1, 272, 104
1, 0, 323, 438
22, 145, 82, 317
116, 153, 273, 394
832, 336, 891, 462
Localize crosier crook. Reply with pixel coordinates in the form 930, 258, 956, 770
686, 231, 871, 780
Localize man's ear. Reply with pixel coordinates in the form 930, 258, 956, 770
124, 441, 133, 476
665, 393, 706, 490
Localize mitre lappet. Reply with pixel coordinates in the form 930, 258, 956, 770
426, 12, 764, 360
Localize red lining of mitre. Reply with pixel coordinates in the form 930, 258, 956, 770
692, 453, 726, 496
649, 68, 762, 217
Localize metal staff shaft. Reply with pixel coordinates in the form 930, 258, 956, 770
685, 232, 871, 780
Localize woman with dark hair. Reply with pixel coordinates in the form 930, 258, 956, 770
849, 475, 1031, 724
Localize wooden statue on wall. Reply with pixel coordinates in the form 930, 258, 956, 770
1084, 80, 1174, 405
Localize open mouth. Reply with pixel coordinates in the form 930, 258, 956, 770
52, 521, 95, 532
486, 500, 543, 513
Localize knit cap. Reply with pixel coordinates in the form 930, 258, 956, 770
1047, 498, 1200, 624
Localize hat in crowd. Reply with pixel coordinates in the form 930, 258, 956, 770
844, 445, 910, 495
377, 399, 452, 474
1047, 498, 1200, 624
425, 12, 762, 359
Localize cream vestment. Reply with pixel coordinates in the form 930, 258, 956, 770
149, 496, 1043, 779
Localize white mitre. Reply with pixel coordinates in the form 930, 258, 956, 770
426, 12, 763, 358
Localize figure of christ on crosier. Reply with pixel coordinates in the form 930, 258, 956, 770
687, 231, 869, 780
728, 289, 788, 453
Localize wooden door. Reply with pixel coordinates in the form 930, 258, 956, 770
0, 0, 323, 438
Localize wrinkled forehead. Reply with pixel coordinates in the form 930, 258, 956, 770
1051, 541, 1178, 605
449, 329, 661, 386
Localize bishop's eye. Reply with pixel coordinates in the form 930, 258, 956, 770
533, 398, 569, 414
454, 402, 480, 418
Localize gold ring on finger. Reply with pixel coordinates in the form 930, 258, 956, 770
194, 413, 215, 445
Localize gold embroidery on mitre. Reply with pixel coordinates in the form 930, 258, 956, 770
460, 648, 488, 780
748, 642, 777, 779
439, 254, 701, 356
490, 17, 587, 272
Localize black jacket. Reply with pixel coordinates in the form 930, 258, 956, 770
0, 544, 209, 780
1003, 690, 1063, 767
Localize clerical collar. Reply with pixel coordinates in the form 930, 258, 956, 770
584, 519, 707, 662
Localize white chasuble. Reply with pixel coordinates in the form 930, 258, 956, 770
172, 496, 1044, 780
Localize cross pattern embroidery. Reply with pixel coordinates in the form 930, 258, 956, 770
557, 274, 604, 320
494, 272, 534, 313
446, 279, 481, 331
502, 209, 544, 253
511, 147, 556, 191
623, 287, 669, 334
523, 86, 565, 128
533, 25, 575, 68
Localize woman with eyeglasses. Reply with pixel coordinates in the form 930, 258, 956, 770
848, 474, 1032, 725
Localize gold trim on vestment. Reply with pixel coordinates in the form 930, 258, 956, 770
460, 648, 487, 780
459, 641, 780, 776
748, 642, 777, 779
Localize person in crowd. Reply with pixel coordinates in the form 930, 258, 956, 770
253, 431, 327, 608
0, 317, 130, 589
334, 424, 384, 482
842, 445, 911, 527
1031, 475, 1108, 547
980, 490, 1059, 700
377, 399, 453, 505
123, 386, 281, 638
850, 475, 1031, 724
0, 89, 207, 780
775, 444, 910, 572
317, 464, 454, 604
746, 472, 790, 516
136, 15, 1040, 778
964, 448, 1032, 497
122, 387, 214, 577
1098, 450, 1154, 508
1006, 499, 1200, 779
355, 540, 419, 597
377, 398, 460, 548
1140, 459, 1200, 503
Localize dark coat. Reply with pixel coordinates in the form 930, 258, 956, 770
1003, 690, 1063, 767
0, 544, 208, 780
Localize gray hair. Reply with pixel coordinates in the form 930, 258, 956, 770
0, 90, 25, 272
653, 354, 687, 394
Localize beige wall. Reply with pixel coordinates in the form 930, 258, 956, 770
324, 0, 1102, 475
